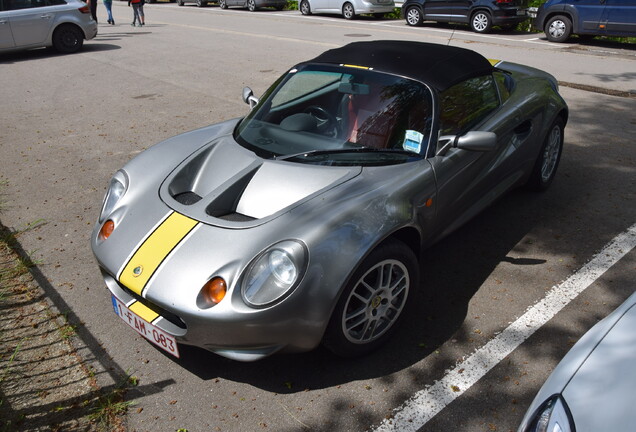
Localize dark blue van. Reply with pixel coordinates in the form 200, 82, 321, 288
535, 0, 636, 42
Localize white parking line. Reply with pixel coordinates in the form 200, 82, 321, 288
373, 222, 636, 432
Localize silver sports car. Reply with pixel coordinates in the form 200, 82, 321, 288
91, 41, 568, 362
518, 291, 636, 432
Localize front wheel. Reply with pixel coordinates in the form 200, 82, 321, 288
470, 11, 492, 33
405, 6, 422, 26
219, 0, 227, 8
177, 0, 184, 5
526, 118, 564, 191
52, 25, 83, 54
247, 0, 256, 11
545, 15, 572, 43
299, 0, 311, 15
323, 239, 419, 357
342, 2, 355, 20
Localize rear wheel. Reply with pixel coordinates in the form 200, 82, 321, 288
342, 2, 355, 20
177, 0, 184, 5
299, 0, 311, 15
545, 15, 572, 42
247, 0, 256, 11
52, 25, 83, 54
405, 6, 422, 26
526, 118, 564, 191
323, 239, 418, 357
470, 11, 492, 33
219, 0, 227, 8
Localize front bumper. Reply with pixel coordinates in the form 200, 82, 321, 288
100, 264, 328, 361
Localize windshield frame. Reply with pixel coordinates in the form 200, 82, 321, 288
234, 63, 435, 166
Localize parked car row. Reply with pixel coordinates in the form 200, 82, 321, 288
180, 0, 636, 40
2, 0, 635, 55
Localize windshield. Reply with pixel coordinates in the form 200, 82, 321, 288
234, 64, 434, 166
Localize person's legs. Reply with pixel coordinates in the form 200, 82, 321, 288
89, 0, 98, 23
138, 4, 145, 25
132, 4, 140, 26
104, 0, 114, 24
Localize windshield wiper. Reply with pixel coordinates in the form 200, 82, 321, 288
275, 147, 419, 161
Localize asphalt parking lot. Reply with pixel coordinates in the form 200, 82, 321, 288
1, 4, 635, 431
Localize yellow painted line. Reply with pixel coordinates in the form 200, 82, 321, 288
129, 300, 160, 323
120, 212, 198, 296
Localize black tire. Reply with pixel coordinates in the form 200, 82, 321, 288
247, 0, 256, 11
545, 15, 572, 43
526, 117, 564, 191
470, 10, 492, 33
52, 25, 83, 54
177, 0, 184, 5
323, 239, 419, 357
299, 0, 310, 15
196, 0, 204, 6
219, 0, 227, 8
405, 6, 422, 26
342, 2, 355, 20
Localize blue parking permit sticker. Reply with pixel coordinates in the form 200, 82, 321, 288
403, 130, 423, 153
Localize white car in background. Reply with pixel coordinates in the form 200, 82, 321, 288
299, 0, 395, 20
519, 291, 636, 432
0, 0, 97, 54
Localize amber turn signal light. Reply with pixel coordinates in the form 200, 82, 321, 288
99, 220, 115, 240
203, 277, 227, 305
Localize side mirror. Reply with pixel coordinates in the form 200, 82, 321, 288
455, 131, 497, 152
242, 87, 259, 109
437, 131, 498, 156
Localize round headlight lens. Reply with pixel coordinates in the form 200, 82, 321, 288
269, 249, 297, 285
242, 240, 306, 308
99, 171, 128, 223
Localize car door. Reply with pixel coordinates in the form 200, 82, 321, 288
427, 73, 530, 238
600, 0, 636, 36
6, 0, 55, 47
0, 1, 17, 49
573, 0, 607, 33
309, 0, 330, 13
449, 0, 473, 22
422, 0, 454, 22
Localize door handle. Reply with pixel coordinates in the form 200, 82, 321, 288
40, 14, 53, 19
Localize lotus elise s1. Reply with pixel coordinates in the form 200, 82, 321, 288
91, 41, 568, 362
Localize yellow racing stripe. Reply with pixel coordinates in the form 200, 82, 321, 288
119, 212, 198, 296
129, 300, 160, 323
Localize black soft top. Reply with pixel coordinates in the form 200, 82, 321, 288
305, 40, 494, 91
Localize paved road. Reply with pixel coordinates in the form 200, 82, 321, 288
0, 5, 634, 431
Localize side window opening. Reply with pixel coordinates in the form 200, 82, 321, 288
439, 75, 500, 136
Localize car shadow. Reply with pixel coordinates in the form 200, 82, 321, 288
165, 187, 552, 393
0, 44, 120, 63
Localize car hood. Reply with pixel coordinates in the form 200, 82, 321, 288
560, 298, 636, 431
159, 135, 361, 227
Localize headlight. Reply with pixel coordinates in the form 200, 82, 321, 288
524, 395, 574, 432
241, 240, 307, 308
99, 171, 128, 223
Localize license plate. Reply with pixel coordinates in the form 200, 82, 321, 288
517, 10, 527, 16
112, 295, 180, 358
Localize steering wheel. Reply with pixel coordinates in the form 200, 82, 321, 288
304, 105, 337, 136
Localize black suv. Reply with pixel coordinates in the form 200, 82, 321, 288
403, 0, 529, 33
